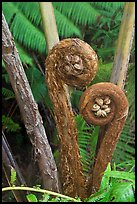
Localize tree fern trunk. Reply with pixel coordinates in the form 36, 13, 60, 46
2, 12, 60, 193
39, 3, 88, 198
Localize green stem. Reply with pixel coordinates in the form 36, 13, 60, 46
39, 2, 59, 52
2, 186, 81, 202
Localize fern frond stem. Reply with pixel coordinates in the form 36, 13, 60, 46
39, 2, 59, 52
45, 38, 98, 198
80, 83, 128, 194
110, 2, 135, 89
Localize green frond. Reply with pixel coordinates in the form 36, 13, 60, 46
54, 8, 82, 38
13, 2, 41, 27
113, 122, 135, 164
2, 2, 19, 23
25, 66, 52, 109
14, 2, 82, 38
75, 115, 99, 174
15, 42, 34, 66
116, 159, 135, 172
53, 2, 100, 26
3, 2, 46, 54
25, 66, 47, 102
91, 62, 113, 84
91, 2, 125, 11
75, 115, 92, 173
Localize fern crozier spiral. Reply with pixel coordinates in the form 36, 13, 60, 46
46, 38, 98, 87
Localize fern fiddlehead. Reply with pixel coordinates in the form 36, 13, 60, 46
45, 38, 98, 198
80, 82, 128, 194
46, 38, 128, 197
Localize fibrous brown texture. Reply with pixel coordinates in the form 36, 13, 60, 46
80, 82, 128, 194
45, 38, 98, 198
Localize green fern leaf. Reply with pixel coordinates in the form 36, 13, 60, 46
15, 42, 34, 66
13, 2, 82, 38
91, 2, 125, 11
75, 115, 98, 174
53, 2, 100, 26
3, 2, 46, 54
13, 2, 41, 27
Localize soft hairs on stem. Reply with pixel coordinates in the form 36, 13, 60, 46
45, 38, 98, 198
79, 82, 128, 194
46, 38, 98, 87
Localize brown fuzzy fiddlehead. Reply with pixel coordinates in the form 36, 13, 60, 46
45, 38, 98, 198
80, 82, 128, 194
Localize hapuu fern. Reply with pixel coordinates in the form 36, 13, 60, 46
2, 1, 135, 179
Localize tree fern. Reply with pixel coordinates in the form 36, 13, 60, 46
13, 2, 42, 27
2, 1, 134, 177
53, 2, 100, 26
54, 9, 82, 38
14, 2, 82, 38
2, 2, 46, 54
91, 2, 125, 11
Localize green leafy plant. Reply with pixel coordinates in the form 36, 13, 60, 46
3, 162, 135, 202
75, 115, 99, 174
85, 163, 135, 202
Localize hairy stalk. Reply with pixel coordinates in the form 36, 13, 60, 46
46, 38, 98, 198
80, 82, 128, 194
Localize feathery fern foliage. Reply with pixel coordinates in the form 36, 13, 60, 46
53, 2, 100, 26
2, 2, 46, 54
75, 115, 99, 174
